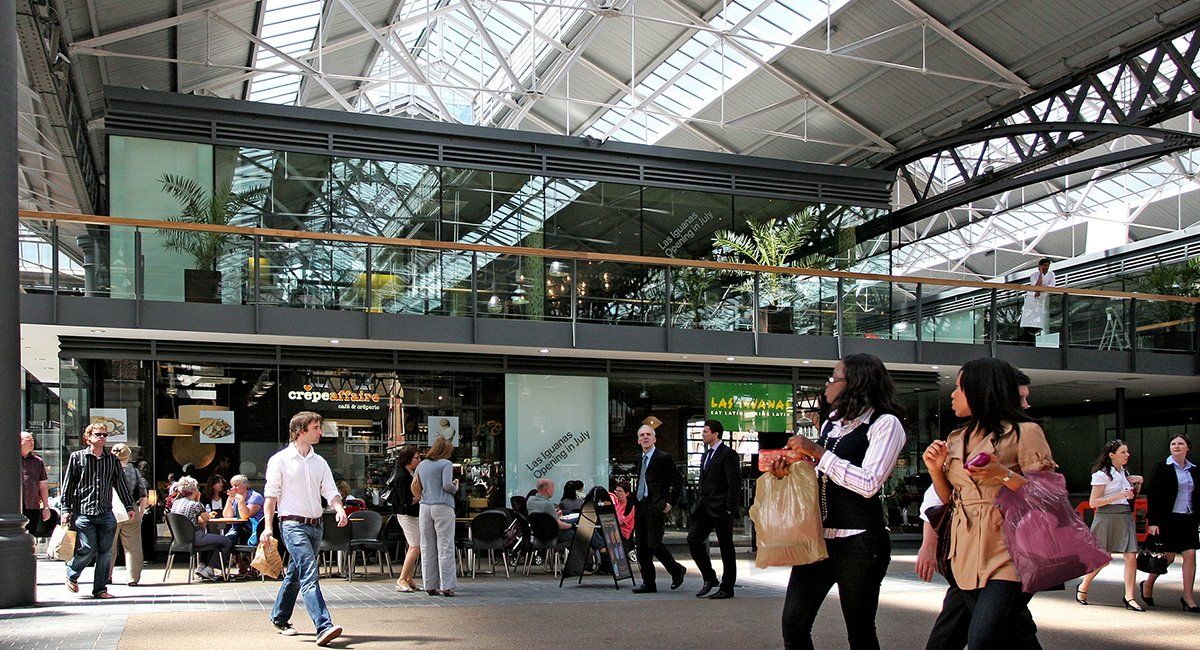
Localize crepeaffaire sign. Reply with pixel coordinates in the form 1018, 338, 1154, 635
707, 381, 793, 433
284, 382, 385, 415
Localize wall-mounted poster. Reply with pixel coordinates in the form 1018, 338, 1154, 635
198, 410, 236, 444
428, 416, 459, 447
89, 408, 129, 443
505, 374, 608, 498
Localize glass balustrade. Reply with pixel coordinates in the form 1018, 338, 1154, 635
17, 217, 1197, 355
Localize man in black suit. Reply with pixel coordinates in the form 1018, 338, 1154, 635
631, 424, 686, 594
688, 419, 740, 599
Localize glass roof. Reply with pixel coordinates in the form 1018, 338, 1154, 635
246, 0, 325, 105
585, 0, 848, 145
892, 145, 1200, 277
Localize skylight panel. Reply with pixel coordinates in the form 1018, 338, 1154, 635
586, 0, 847, 145
247, 0, 324, 105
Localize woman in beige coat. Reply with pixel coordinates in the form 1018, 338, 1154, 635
923, 358, 1056, 649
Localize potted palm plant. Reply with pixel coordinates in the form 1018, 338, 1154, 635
712, 209, 828, 334
158, 174, 265, 303
1132, 259, 1200, 351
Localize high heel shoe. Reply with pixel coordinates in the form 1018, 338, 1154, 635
1139, 580, 1154, 607
1123, 598, 1145, 612
1182, 597, 1200, 612
1075, 587, 1089, 605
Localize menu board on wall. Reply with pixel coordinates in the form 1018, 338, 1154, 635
706, 381, 793, 433
505, 374, 608, 498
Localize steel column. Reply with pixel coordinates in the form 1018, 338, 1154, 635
0, 0, 38, 608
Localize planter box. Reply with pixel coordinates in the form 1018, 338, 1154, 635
184, 269, 222, 303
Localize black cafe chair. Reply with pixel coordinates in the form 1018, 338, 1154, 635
319, 512, 353, 581
349, 510, 393, 578
466, 510, 511, 579
164, 512, 227, 583
526, 512, 568, 577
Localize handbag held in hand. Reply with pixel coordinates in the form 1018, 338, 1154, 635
748, 461, 827, 568
1136, 537, 1170, 575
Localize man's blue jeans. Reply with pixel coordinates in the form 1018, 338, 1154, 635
66, 512, 117, 596
270, 521, 333, 634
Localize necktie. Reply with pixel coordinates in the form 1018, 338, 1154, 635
638, 453, 650, 500
701, 448, 712, 471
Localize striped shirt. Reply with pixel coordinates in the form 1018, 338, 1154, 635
815, 409, 906, 539
61, 447, 136, 517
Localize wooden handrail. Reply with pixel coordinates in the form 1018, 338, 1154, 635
20, 209, 1200, 305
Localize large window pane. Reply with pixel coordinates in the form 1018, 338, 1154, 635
545, 179, 641, 254
642, 187, 732, 259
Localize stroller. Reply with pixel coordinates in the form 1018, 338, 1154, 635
503, 496, 532, 567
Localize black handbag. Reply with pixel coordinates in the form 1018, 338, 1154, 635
925, 501, 955, 577
1136, 537, 1170, 575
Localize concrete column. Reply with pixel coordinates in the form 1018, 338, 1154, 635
0, 0, 39, 607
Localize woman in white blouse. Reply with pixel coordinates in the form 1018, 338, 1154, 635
1076, 439, 1143, 610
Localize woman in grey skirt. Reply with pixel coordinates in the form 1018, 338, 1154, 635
1077, 439, 1145, 610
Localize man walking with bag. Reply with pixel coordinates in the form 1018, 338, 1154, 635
262, 411, 349, 646
60, 423, 136, 599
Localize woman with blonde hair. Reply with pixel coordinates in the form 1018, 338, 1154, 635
415, 437, 459, 596
109, 444, 147, 586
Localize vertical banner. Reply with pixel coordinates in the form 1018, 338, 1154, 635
505, 374, 609, 498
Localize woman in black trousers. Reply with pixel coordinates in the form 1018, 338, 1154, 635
772, 353, 906, 649
1140, 434, 1200, 611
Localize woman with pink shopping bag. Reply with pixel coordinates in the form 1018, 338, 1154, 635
922, 358, 1057, 650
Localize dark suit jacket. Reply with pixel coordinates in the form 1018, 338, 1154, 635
1146, 458, 1200, 526
634, 448, 683, 512
694, 443, 741, 519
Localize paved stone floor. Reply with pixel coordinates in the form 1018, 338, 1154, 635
3, 551, 1198, 648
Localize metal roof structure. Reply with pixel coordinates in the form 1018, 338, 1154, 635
15, 0, 1200, 281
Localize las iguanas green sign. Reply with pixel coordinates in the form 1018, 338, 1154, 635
706, 381, 792, 433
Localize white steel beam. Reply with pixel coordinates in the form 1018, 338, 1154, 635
207, 11, 357, 111
891, 0, 1031, 93
69, 0, 261, 51
659, 0, 896, 152
333, 0, 459, 123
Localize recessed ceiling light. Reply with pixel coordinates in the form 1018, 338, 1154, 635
89, 329, 105, 333
930, 365, 940, 370
726, 356, 736, 362
1085, 399, 1092, 402
539, 348, 550, 354
802, 360, 810, 364
329, 339, 340, 344
1143, 392, 1151, 396
681, 355, 688, 359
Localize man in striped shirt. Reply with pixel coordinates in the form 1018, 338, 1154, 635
60, 423, 136, 599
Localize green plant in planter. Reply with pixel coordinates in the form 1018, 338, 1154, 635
712, 210, 829, 332
1130, 258, 1200, 350
672, 267, 721, 328
159, 175, 266, 303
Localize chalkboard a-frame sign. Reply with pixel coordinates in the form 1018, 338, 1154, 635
560, 489, 636, 589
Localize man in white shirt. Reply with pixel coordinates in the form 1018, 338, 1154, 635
1019, 258, 1055, 343
262, 411, 349, 646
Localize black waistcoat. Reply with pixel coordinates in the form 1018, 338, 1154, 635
818, 413, 886, 530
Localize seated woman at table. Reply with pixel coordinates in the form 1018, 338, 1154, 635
169, 476, 233, 581
221, 474, 265, 543
203, 474, 227, 513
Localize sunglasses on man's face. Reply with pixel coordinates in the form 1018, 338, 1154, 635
92, 432, 109, 438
